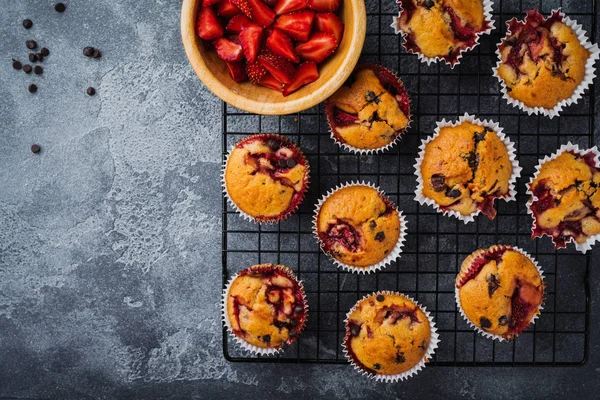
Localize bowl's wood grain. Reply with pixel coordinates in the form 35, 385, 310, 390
181, 0, 366, 115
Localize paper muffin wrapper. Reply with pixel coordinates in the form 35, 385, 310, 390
455, 245, 545, 341
222, 133, 310, 224
493, 9, 600, 119
325, 64, 413, 155
222, 264, 309, 356
313, 181, 408, 274
526, 142, 600, 253
342, 291, 440, 382
413, 113, 522, 224
391, 0, 495, 68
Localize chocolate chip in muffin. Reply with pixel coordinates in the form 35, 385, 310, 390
369, 220, 377, 230
474, 130, 487, 143
395, 352, 406, 364
480, 317, 492, 329
372, 363, 381, 370
350, 323, 361, 337
374, 232, 385, 242
464, 152, 479, 170
376, 294, 385, 302
261, 334, 271, 343
430, 174, 446, 192
286, 158, 297, 168
267, 138, 279, 151
446, 188, 461, 198
486, 273, 500, 297
423, 0, 435, 9
365, 90, 380, 104
498, 315, 508, 326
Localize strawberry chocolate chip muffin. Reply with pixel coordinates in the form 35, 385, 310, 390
456, 245, 544, 340
393, 0, 493, 66
495, 9, 599, 116
224, 264, 308, 353
344, 292, 438, 381
325, 64, 411, 153
527, 144, 600, 252
223, 134, 309, 222
314, 183, 406, 272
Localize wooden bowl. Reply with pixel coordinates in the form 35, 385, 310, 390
181, 0, 366, 115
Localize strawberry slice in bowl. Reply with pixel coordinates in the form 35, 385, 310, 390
258, 50, 296, 84
295, 32, 337, 63
282, 61, 319, 96
267, 29, 300, 63
274, 0, 309, 15
239, 24, 263, 63
274, 10, 315, 42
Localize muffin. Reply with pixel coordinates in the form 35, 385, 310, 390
223, 264, 308, 353
494, 9, 599, 117
325, 64, 411, 153
343, 292, 438, 381
314, 183, 406, 273
415, 114, 520, 221
527, 143, 600, 252
223, 134, 309, 222
392, 0, 493, 66
456, 245, 544, 340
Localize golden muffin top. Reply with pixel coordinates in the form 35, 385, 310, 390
456, 246, 544, 339
345, 293, 431, 375
316, 185, 401, 268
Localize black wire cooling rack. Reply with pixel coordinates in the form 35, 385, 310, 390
221, 0, 595, 366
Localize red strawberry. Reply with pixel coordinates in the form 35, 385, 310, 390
259, 73, 283, 91
218, 0, 241, 18
202, 0, 221, 6
274, 0, 309, 15
258, 50, 295, 84
247, 0, 276, 27
246, 60, 267, 83
262, 0, 279, 6
295, 32, 337, 62
239, 24, 263, 63
282, 61, 319, 96
308, 0, 341, 12
196, 7, 224, 40
227, 14, 251, 33
334, 109, 358, 126
213, 37, 244, 62
232, 0, 252, 18
225, 61, 247, 82
314, 13, 344, 43
274, 10, 315, 42
266, 29, 299, 63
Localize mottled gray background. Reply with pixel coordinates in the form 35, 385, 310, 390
1, 1, 599, 399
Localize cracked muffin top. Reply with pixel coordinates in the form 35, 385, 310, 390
226, 264, 307, 349
419, 120, 513, 219
456, 245, 544, 339
496, 10, 592, 110
345, 293, 431, 376
316, 185, 401, 268
326, 65, 411, 151
224, 134, 309, 222
397, 0, 489, 65
528, 148, 600, 249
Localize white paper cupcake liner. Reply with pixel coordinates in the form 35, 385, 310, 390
221, 133, 310, 224
342, 291, 440, 382
221, 264, 309, 356
313, 181, 408, 274
391, 0, 495, 68
492, 9, 600, 119
455, 245, 545, 342
414, 113, 522, 224
526, 142, 600, 253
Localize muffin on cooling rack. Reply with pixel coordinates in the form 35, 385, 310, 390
223, 134, 309, 223
391, 0, 494, 66
527, 143, 600, 253
343, 292, 439, 381
494, 9, 599, 118
456, 245, 545, 340
223, 264, 308, 354
314, 182, 407, 273
415, 114, 521, 222
325, 64, 411, 153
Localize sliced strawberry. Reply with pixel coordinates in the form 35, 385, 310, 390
226, 14, 251, 33
247, 0, 276, 27
266, 29, 299, 63
334, 108, 358, 126
196, 6, 224, 40
239, 24, 263, 63
202, 0, 221, 6
274, 0, 309, 15
231, 0, 252, 18
213, 37, 244, 62
259, 73, 283, 91
246, 60, 267, 83
282, 61, 319, 96
314, 12, 344, 43
274, 10, 315, 42
258, 50, 296, 84
262, 0, 279, 6
308, 0, 341, 12
218, 0, 241, 18
225, 61, 247, 82
295, 32, 337, 62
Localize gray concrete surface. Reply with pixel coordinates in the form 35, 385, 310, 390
1, 1, 599, 399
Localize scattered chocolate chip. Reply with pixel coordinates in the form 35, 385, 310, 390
93, 49, 102, 58
26, 40, 37, 50
36, 53, 44, 62
23, 19, 33, 29
23, 64, 32, 73
266, 138, 279, 151
374, 231, 385, 242
12, 60, 22, 70
294, 304, 304, 314
40, 47, 50, 57
83, 47, 95, 57
369, 220, 376, 229
498, 315, 508, 326
480, 317, 492, 329
28, 84, 37, 93
55, 3, 66, 12
286, 158, 296, 168
33, 66, 43, 75
395, 352, 405, 363
278, 159, 288, 167
446, 188, 461, 198
31, 144, 41, 153
376, 294, 385, 302
486, 273, 500, 297
372, 363, 381, 370
430, 174, 446, 192
423, 0, 435, 9
87, 87, 96, 96
29, 53, 38, 63
350, 324, 360, 337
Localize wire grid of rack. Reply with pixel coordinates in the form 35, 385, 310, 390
221, 0, 595, 366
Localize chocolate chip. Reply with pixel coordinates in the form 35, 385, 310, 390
261, 334, 271, 343
36, 53, 44, 62
26, 40, 37, 50
350, 324, 360, 337
55, 3, 66, 12
23, 64, 32, 73
498, 315, 508, 326
465, 152, 479, 170
480, 317, 492, 329
286, 158, 297, 168
87, 87, 96, 96
369, 220, 376, 229
486, 273, 500, 297
365, 90, 380, 104
93, 49, 102, 59
474, 130, 487, 143
23, 19, 33, 29
423, 0, 435, 9
28, 84, 37, 93
40, 48, 50, 57
278, 159, 288, 167
294, 304, 304, 314
395, 352, 405, 363
372, 363, 381, 370
29, 53, 38, 63
83, 47, 95, 57
446, 188, 461, 198
33, 66, 43, 75
430, 174, 446, 192
31, 144, 41, 153
273, 320, 287, 329
266, 138, 279, 151
376, 294, 385, 302
374, 231, 385, 242
12, 60, 22, 70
